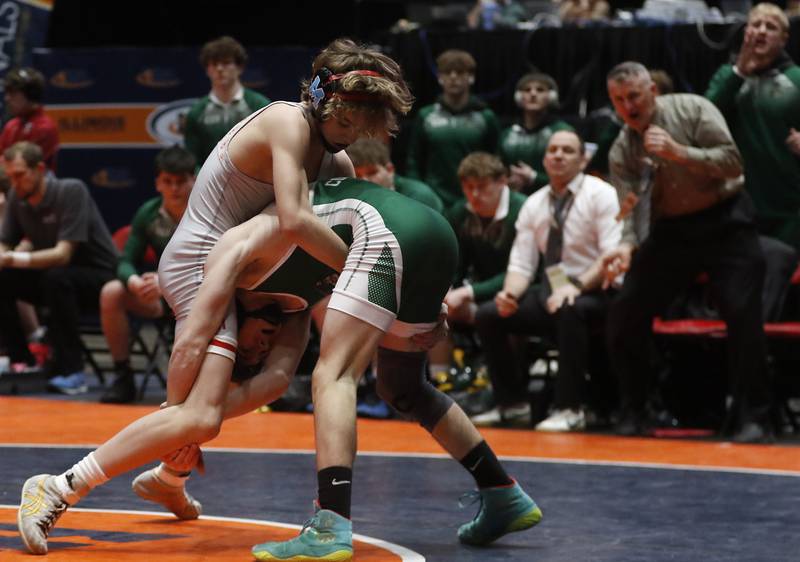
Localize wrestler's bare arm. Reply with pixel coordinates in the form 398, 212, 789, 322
166, 214, 287, 405
222, 310, 312, 419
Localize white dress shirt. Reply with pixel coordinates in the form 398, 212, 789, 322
507, 173, 622, 282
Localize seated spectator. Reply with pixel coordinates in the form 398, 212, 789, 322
99, 146, 196, 403
499, 72, 574, 194
183, 36, 271, 167
428, 152, 526, 382
706, 3, 800, 248
406, 49, 500, 210
345, 138, 443, 213
474, 131, 621, 429
466, 0, 529, 29
558, 0, 610, 23
0, 142, 118, 393
1, 68, 59, 172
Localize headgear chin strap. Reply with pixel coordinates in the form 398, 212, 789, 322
308, 67, 384, 110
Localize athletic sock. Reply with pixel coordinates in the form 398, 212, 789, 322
54, 452, 109, 505
113, 360, 131, 376
156, 462, 191, 486
459, 440, 513, 489
317, 466, 352, 519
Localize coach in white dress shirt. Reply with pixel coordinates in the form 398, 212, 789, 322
474, 130, 622, 430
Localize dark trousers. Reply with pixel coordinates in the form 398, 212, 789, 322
475, 286, 610, 409
0, 265, 114, 375
607, 193, 771, 424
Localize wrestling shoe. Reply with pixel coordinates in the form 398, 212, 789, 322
252, 508, 353, 561
132, 468, 202, 520
458, 480, 542, 546
18, 474, 70, 555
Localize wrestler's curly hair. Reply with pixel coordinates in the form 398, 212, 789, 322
300, 38, 414, 137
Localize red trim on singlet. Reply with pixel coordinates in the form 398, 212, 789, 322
210, 338, 237, 353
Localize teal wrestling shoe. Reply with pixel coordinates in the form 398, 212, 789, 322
458, 479, 542, 546
252, 508, 353, 561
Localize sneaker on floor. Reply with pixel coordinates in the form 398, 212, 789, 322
458, 480, 542, 546
100, 374, 136, 404
132, 468, 202, 520
356, 399, 391, 419
502, 402, 531, 424
252, 508, 353, 561
48, 372, 88, 395
535, 408, 586, 432
18, 474, 69, 555
470, 406, 501, 426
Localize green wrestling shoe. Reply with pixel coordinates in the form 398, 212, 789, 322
252, 508, 353, 561
457, 479, 542, 546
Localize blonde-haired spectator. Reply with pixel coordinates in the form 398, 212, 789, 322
706, 2, 800, 247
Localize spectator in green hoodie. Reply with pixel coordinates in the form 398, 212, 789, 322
706, 3, 800, 247
406, 49, 500, 210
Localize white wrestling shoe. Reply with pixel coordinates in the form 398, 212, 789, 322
18, 474, 69, 555
132, 468, 202, 520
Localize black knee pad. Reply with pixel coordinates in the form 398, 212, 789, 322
376, 347, 454, 432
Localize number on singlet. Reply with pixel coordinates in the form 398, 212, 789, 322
324, 177, 347, 187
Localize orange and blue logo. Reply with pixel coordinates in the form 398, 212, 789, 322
146, 98, 196, 146
48, 100, 197, 147
50, 69, 93, 89
136, 68, 181, 89
91, 168, 136, 190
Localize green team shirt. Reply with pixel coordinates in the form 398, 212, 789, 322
394, 174, 444, 214
406, 96, 500, 209
706, 56, 800, 243
498, 117, 574, 193
250, 178, 458, 324
117, 197, 178, 284
183, 88, 271, 166
445, 187, 527, 302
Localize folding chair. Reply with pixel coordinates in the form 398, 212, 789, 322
78, 225, 170, 398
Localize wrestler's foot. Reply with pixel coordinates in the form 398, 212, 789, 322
252, 508, 353, 561
18, 474, 69, 555
458, 479, 542, 546
132, 468, 202, 520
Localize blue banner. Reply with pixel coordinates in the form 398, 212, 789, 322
0, 0, 52, 116
33, 45, 316, 232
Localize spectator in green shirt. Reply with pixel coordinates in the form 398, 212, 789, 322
706, 3, 800, 247
406, 49, 500, 209
428, 152, 526, 378
183, 36, 271, 167
98, 146, 196, 403
499, 72, 574, 194
345, 138, 443, 213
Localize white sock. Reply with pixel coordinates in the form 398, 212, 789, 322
155, 463, 190, 487
54, 452, 109, 505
